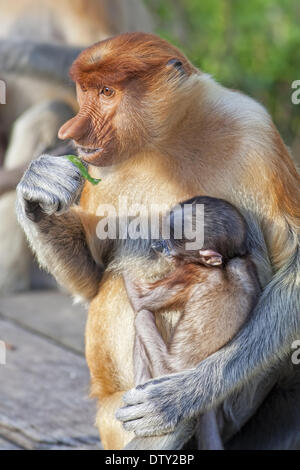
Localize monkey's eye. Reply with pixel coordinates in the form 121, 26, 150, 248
151, 240, 172, 257
100, 86, 115, 97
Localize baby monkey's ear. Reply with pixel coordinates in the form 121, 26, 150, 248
198, 249, 223, 266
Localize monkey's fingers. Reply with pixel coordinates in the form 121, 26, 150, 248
117, 368, 203, 437
124, 375, 174, 405
122, 419, 172, 437
117, 390, 176, 436
116, 399, 170, 437
17, 154, 85, 220
116, 403, 149, 422
124, 419, 198, 450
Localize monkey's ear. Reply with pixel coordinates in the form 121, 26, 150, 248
167, 58, 185, 75
198, 250, 223, 266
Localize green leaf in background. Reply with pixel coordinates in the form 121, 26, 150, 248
64, 155, 101, 185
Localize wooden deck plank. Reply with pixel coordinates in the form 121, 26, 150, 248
0, 291, 86, 355
0, 317, 101, 450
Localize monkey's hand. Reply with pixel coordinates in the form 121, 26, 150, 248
16, 154, 84, 222
116, 367, 204, 436
116, 351, 225, 437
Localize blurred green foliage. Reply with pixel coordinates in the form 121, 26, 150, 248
144, 0, 300, 161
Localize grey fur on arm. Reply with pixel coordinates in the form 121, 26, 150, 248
16, 154, 103, 301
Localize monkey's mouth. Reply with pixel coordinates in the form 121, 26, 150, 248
77, 146, 104, 162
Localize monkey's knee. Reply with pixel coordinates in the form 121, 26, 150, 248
4, 99, 74, 169
96, 392, 134, 450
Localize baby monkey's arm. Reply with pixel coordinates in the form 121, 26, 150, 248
123, 268, 187, 313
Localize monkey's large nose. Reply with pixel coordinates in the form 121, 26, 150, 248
58, 115, 90, 142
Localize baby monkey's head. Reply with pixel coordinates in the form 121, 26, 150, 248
152, 196, 249, 267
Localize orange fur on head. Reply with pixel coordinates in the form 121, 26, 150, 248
70, 32, 195, 89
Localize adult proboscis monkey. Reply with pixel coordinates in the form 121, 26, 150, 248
16, 33, 300, 450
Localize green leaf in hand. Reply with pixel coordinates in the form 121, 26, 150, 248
64, 155, 101, 185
